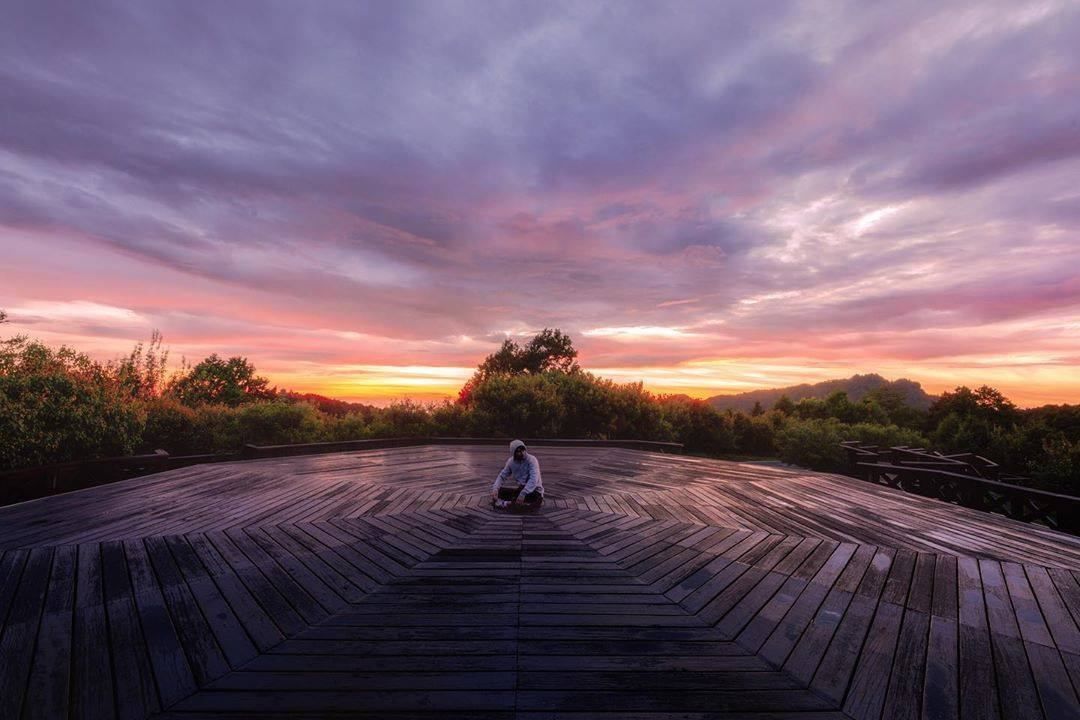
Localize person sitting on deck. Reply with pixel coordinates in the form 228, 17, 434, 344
491, 439, 544, 511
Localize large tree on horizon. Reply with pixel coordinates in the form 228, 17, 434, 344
458, 328, 580, 404
167, 354, 275, 407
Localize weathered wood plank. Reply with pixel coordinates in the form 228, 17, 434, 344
1, 446, 1078, 717
0, 546, 53, 719
921, 553, 958, 720
183, 533, 284, 652
71, 543, 116, 720
758, 542, 856, 667
162, 534, 258, 668
980, 559, 1042, 719
957, 555, 999, 720
842, 548, 916, 720
123, 538, 198, 706
101, 540, 161, 719
24, 544, 76, 720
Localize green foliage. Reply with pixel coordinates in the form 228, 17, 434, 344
167, 354, 275, 407
774, 418, 848, 471
459, 329, 579, 403
657, 396, 736, 454
732, 412, 779, 456
1027, 435, 1080, 495
325, 412, 371, 442
546, 372, 621, 439
139, 397, 198, 454
863, 386, 925, 428
279, 391, 376, 419
183, 402, 330, 454
468, 373, 564, 437
0, 337, 144, 470
429, 400, 471, 436
928, 385, 1019, 431
776, 418, 929, 472
521, 329, 579, 374
111, 330, 169, 400
189, 404, 243, 454
773, 395, 795, 414
366, 399, 435, 438
235, 402, 327, 446
605, 381, 666, 440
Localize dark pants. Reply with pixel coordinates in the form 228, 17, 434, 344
497, 486, 543, 510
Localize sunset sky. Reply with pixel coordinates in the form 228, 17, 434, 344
2, 1, 1079, 407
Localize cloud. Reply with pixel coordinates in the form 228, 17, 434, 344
2, 0, 1079, 406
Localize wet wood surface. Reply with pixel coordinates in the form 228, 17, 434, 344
0, 445, 1078, 718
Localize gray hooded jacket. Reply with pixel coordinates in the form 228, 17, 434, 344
493, 440, 544, 496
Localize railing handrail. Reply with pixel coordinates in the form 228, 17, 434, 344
853, 461, 1080, 504
841, 440, 1079, 534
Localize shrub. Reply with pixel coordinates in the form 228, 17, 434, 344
776, 418, 928, 472
657, 396, 736, 455
0, 337, 143, 470
845, 422, 929, 450
429, 400, 472, 436
732, 412, 778, 456
607, 381, 665, 440
366, 399, 435, 438
235, 401, 327, 447
139, 397, 198, 454
1027, 434, 1080, 496
468, 373, 564, 438
326, 412, 371, 442
775, 418, 848, 471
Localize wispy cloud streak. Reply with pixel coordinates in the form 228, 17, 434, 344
2, 0, 1079, 405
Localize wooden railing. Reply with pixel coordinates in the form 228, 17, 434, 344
0, 437, 683, 506
839, 441, 1080, 535
0, 450, 242, 506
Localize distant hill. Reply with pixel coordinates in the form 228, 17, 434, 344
707, 373, 935, 413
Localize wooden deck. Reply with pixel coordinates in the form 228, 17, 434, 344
0, 444, 1078, 719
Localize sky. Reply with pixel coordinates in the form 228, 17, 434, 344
2, 1, 1079, 408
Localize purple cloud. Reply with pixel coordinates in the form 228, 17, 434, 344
2, 0, 1079, 405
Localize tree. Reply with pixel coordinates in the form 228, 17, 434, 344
927, 385, 1021, 458
928, 385, 1019, 429
0, 336, 143, 469
166, 354, 275, 407
863, 386, 924, 428
751, 401, 764, 417
521, 328, 579, 374
459, 328, 580, 405
112, 330, 169, 400
0, 310, 7, 324
773, 395, 795, 415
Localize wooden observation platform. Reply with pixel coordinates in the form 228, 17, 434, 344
0, 444, 1078, 718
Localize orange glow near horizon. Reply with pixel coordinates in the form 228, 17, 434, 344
273, 364, 1080, 409
4, 309, 1079, 409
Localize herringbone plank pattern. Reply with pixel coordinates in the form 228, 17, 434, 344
1, 445, 1078, 718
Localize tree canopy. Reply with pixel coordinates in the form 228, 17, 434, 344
166, 354, 275, 407
459, 328, 579, 403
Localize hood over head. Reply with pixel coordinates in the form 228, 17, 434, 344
509, 439, 527, 454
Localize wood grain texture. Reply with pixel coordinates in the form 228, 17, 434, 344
0, 444, 1076, 718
